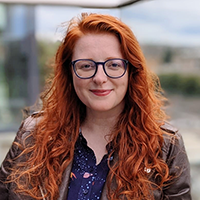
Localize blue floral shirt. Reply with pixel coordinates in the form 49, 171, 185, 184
67, 132, 110, 200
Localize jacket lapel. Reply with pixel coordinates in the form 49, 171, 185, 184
58, 162, 73, 200
101, 181, 108, 200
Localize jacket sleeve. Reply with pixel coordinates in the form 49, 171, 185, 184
0, 121, 25, 200
162, 130, 192, 200
0, 115, 38, 200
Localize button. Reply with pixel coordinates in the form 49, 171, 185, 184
83, 189, 88, 195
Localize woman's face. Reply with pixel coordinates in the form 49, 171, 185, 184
72, 33, 128, 115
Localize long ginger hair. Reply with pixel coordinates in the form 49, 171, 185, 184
9, 13, 170, 199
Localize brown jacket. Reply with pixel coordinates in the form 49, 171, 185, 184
0, 116, 191, 200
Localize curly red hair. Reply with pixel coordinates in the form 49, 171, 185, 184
9, 13, 170, 199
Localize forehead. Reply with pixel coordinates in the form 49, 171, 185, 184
72, 33, 123, 61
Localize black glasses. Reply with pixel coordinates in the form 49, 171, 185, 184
71, 58, 128, 79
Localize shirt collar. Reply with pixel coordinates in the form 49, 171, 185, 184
78, 128, 113, 155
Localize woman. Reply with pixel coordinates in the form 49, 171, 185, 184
0, 13, 191, 200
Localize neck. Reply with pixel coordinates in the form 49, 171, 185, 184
82, 108, 121, 137
81, 108, 123, 165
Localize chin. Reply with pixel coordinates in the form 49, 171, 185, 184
93, 107, 111, 112
89, 105, 112, 112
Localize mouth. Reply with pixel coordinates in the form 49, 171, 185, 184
90, 89, 112, 96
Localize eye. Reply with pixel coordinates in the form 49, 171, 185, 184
76, 61, 95, 70
106, 60, 123, 69
111, 63, 120, 67
81, 64, 92, 69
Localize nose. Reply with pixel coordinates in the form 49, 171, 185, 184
92, 64, 108, 85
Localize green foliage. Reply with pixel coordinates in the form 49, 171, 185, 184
159, 73, 200, 96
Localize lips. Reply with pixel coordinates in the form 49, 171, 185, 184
90, 89, 112, 96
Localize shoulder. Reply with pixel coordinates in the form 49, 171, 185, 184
160, 122, 180, 148
22, 111, 43, 129
160, 122, 178, 134
17, 111, 43, 141
160, 122, 187, 163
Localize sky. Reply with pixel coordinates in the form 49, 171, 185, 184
35, 0, 200, 47
121, 0, 200, 46
35, 6, 120, 42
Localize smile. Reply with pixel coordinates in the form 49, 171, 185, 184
90, 89, 112, 96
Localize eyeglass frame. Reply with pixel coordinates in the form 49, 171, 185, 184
71, 58, 129, 79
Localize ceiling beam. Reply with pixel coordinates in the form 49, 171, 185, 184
0, 0, 146, 8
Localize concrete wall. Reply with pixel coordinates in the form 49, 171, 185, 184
0, 132, 15, 164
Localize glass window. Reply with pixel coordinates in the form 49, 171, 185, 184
0, 4, 39, 131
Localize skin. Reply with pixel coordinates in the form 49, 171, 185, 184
72, 33, 128, 164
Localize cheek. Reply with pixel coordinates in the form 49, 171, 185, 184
72, 76, 87, 100
73, 77, 81, 95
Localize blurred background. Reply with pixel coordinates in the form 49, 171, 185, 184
0, 0, 200, 199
